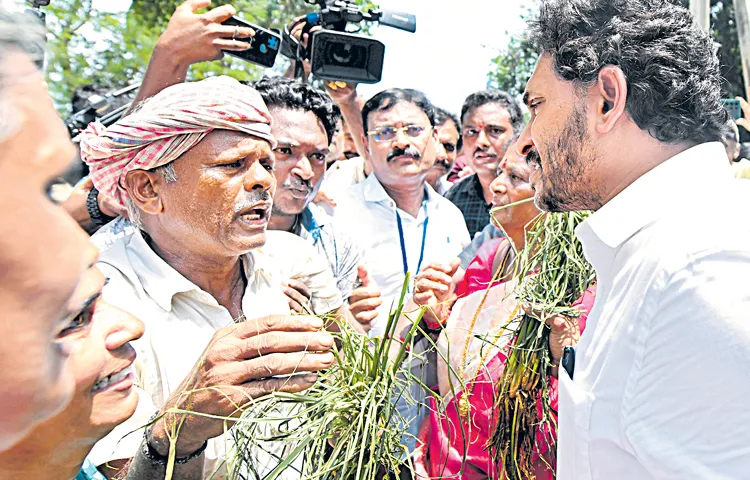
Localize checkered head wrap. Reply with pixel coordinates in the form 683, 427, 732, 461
79, 76, 276, 208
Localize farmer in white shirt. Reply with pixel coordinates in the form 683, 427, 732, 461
79, 76, 340, 479
517, 0, 750, 478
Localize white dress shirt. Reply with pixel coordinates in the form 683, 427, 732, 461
91, 229, 342, 478
331, 174, 470, 336
559, 142, 750, 479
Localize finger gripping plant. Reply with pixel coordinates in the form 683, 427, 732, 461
488, 212, 595, 479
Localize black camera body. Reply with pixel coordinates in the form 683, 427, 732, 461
221, 16, 282, 68
310, 30, 385, 83
282, 0, 415, 84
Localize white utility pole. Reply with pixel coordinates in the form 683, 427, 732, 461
734, 0, 750, 100
690, 0, 711, 32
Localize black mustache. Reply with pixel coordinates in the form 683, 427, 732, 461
281, 177, 312, 193
526, 149, 541, 166
387, 146, 422, 162
434, 159, 451, 169
474, 146, 497, 157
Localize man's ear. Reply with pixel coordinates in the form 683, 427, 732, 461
361, 133, 371, 156
592, 65, 628, 134
123, 169, 164, 215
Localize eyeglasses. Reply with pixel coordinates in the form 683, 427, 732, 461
366, 124, 431, 143
462, 124, 507, 140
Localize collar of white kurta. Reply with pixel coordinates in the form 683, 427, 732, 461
122, 230, 271, 312
576, 141, 732, 250
360, 172, 441, 208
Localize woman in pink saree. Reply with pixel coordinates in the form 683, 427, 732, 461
411, 145, 595, 479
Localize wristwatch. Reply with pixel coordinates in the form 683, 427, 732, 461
86, 186, 116, 228
142, 412, 208, 466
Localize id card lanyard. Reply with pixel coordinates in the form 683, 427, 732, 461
395, 197, 429, 292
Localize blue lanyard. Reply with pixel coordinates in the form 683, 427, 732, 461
395, 199, 429, 289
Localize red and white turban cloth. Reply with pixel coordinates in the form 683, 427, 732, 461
79, 76, 276, 208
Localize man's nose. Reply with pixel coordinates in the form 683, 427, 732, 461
392, 128, 411, 149
490, 177, 507, 195
244, 161, 275, 191
476, 129, 491, 148
294, 156, 314, 181
517, 123, 535, 156
435, 142, 447, 160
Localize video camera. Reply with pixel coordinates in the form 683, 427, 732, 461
66, 83, 139, 138
282, 0, 416, 84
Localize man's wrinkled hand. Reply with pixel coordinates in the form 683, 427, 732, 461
157, 0, 255, 67
522, 305, 581, 378
149, 314, 334, 457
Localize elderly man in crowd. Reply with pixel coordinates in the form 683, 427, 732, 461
424, 108, 462, 196
80, 76, 339, 479
253, 76, 382, 330
521, 0, 750, 478
445, 89, 524, 236
0, 8, 107, 451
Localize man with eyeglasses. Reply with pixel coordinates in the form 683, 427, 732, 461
330, 88, 470, 455
332, 88, 470, 338
445, 90, 524, 236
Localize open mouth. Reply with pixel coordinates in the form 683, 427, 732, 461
474, 153, 497, 160
92, 365, 134, 393
238, 202, 271, 223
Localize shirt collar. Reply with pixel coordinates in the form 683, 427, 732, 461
126, 230, 268, 312
362, 173, 440, 207
578, 142, 732, 249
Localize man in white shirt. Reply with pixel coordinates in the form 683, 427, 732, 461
332, 88, 471, 335
331, 88, 470, 453
517, 0, 750, 478
79, 77, 339, 479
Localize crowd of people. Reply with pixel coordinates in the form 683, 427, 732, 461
2, 0, 750, 479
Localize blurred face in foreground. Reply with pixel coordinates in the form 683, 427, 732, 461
0, 52, 97, 450
0, 267, 145, 478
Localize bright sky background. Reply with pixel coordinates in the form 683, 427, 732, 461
7, 0, 532, 115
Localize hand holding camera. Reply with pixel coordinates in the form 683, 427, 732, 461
156, 0, 254, 67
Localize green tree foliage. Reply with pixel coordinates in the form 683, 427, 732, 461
43, 0, 337, 117
486, 7, 538, 97
677, 0, 746, 98
489, 1, 746, 98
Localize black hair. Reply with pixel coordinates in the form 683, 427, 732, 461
361, 88, 436, 133
528, 0, 727, 144
460, 90, 524, 135
252, 77, 342, 144
434, 107, 463, 152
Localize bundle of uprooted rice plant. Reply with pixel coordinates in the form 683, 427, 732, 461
488, 211, 595, 479
228, 276, 425, 480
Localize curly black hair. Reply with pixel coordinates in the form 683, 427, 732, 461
252, 77, 342, 144
361, 88, 436, 133
528, 0, 727, 144
460, 90, 524, 136
434, 107, 463, 152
